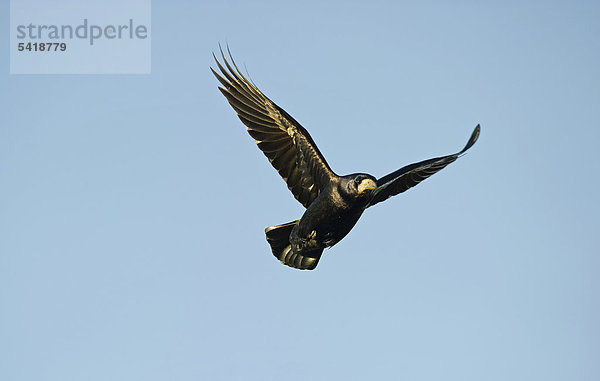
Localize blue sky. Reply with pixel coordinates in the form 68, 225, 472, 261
1, 1, 599, 380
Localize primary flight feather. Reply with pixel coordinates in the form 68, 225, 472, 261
212, 46, 480, 270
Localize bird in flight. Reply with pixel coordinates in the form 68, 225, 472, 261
211, 47, 480, 270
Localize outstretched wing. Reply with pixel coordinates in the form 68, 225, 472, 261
368, 125, 480, 207
211, 46, 336, 208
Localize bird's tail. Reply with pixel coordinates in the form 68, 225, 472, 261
265, 220, 323, 270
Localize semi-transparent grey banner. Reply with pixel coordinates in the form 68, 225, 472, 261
10, 0, 151, 74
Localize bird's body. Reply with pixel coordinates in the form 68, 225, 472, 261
212, 47, 480, 270
292, 174, 375, 250
265, 174, 376, 269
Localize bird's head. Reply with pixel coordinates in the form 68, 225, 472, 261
341, 174, 377, 198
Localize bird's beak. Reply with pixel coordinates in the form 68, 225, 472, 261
357, 179, 377, 194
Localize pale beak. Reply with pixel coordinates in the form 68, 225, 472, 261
357, 179, 377, 194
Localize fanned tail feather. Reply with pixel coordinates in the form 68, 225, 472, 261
265, 221, 323, 270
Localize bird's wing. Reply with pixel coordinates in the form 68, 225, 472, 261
211, 47, 336, 208
368, 125, 480, 208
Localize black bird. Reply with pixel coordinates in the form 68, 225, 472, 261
211, 48, 480, 270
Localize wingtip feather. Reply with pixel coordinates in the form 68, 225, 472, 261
459, 124, 481, 154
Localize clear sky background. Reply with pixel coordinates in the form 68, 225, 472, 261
1, 1, 599, 380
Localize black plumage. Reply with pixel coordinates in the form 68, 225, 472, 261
211, 47, 480, 270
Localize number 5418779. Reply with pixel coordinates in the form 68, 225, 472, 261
18, 42, 67, 51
